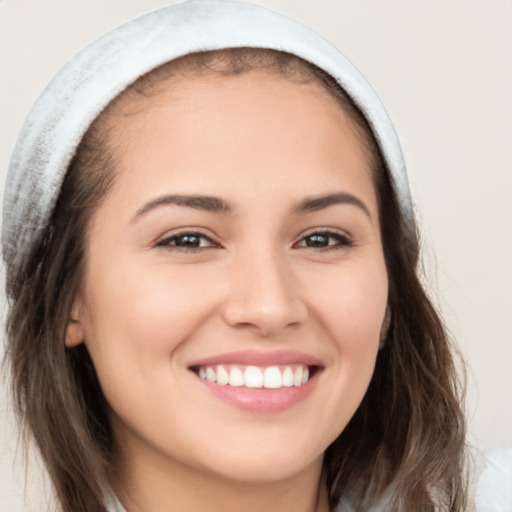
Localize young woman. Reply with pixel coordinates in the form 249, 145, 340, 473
2, 2, 468, 511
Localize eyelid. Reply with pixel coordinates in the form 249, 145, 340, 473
293, 227, 355, 250
154, 228, 221, 249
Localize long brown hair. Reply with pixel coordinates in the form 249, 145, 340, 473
4, 49, 468, 511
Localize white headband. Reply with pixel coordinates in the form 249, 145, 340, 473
2, 0, 412, 277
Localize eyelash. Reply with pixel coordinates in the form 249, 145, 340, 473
294, 230, 354, 251
155, 229, 354, 252
155, 231, 219, 252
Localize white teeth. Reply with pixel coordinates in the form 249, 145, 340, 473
293, 366, 303, 387
228, 367, 244, 387
263, 366, 282, 389
206, 367, 216, 382
197, 364, 312, 389
244, 366, 263, 388
216, 365, 229, 386
282, 366, 294, 387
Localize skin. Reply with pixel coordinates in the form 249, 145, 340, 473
67, 71, 388, 512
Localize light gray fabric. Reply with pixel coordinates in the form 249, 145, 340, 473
2, 0, 411, 280
104, 492, 126, 512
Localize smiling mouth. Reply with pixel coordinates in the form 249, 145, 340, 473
190, 364, 319, 389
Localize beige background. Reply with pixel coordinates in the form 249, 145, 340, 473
1, 0, 511, 510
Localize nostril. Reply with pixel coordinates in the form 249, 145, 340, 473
221, 298, 308, 337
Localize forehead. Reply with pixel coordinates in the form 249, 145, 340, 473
109, 68, 368, 162
99, 70, 377, 218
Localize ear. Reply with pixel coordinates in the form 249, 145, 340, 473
65, 300, 85, 347
379, 307, 391, 349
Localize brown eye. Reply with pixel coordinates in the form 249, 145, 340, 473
156, 232, 217, 250
304, 233, 331, 248
297, 231, 353, 250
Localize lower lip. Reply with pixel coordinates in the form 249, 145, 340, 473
194, 372, 319, 412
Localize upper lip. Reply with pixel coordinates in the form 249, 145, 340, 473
187, 350, 323, 368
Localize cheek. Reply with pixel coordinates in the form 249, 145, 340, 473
81, 261, 221, 370
79, 265, 213, 425
304, 258, 387, 415
306, 258, 388, 344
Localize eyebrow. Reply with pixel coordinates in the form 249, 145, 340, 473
132, 194, 233, 222
291, 192, 371, 218
132, 191, 371, 222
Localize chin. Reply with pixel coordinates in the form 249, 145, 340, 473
213, 458, 322, 485
195, 440, 325, 484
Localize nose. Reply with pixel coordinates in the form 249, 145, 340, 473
221, 248, 308, 337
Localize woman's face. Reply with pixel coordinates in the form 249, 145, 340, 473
68, 70, 388, 485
